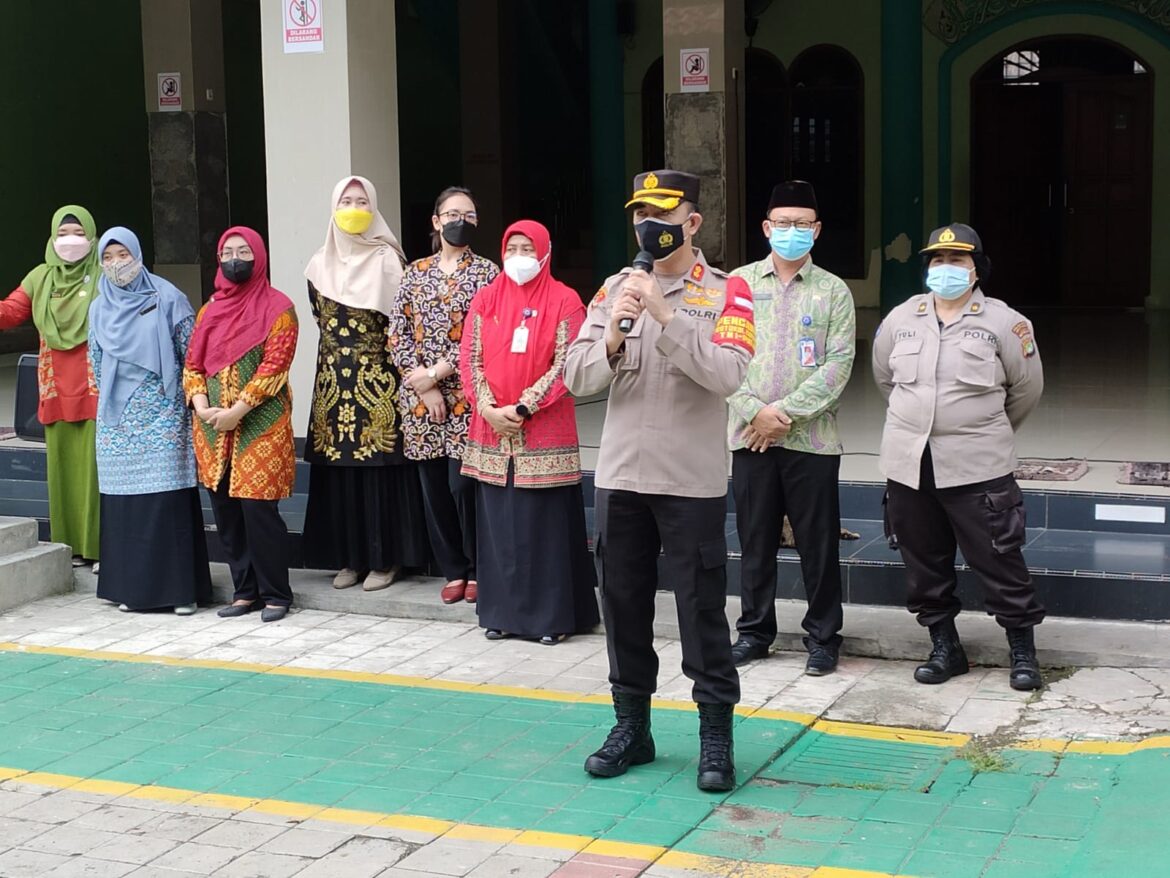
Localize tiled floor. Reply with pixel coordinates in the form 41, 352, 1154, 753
2, 593, 1170, 875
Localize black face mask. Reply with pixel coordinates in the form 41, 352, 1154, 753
634, 217, 689, 261
441, 219, 475, 248
221, 259, 255, 284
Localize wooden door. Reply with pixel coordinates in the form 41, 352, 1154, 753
971, 80, 1063, 307
1061, 77, 1153, 307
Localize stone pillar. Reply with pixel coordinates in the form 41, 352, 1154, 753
140, 0, 229, 306
589, 0, 629, 282
879, 0, 924, 312
662, 0, 745, 268
259, 0, 401, 436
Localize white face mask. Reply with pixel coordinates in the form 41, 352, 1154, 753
503, 253, 544, 285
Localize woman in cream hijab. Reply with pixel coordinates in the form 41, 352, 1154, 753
302, 176, 430, 591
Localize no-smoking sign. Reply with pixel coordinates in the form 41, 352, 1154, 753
680, 48, 710, 93
157, 72, 182, 112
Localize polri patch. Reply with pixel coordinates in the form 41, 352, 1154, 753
1011, 320, 1036, 358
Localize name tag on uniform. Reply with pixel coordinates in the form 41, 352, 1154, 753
799, 337, 816, 368
511, 325, 529, 354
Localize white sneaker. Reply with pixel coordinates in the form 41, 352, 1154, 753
92, 562, 100, 574
118, 604, 130, 612
174, 604, 197, 616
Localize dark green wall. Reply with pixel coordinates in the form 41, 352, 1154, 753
396, 0, 463, 260
222, 0, 268, 241
0, 0, 152, 291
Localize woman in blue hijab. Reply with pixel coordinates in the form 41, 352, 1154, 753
88, 227, 212, 614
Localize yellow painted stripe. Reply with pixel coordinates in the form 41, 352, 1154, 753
6, 640, 1170, 757
746, 707, 821, 725
0, 765, 899, 876
581, 838, 667, 861
811, 719, 971, 749
811, 867, 904, 877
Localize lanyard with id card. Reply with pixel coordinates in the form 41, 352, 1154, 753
512, 307, 537, 354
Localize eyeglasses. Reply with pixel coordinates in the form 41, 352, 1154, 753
766, 219, 816, 231
439, 210, 478, 223
219, 247, 254, 260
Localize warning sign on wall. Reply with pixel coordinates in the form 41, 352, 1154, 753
680, 48, 710, 93
157, 73, 182, 112
284, 0, 324, 54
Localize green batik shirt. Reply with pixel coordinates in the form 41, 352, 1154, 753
727, 256, 856, 455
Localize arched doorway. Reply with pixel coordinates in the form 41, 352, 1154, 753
743, 46, 865, 275
971, 37, 1153, 307
744, 49, 788, 262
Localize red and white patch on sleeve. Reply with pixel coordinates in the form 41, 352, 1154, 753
712, 276, 755, 354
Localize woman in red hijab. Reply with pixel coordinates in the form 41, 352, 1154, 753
460, 220, 599, 644
183, 226, 298, 623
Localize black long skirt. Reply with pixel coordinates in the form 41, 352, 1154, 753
302, 463, 431, 572
475, 471, 600, 638
96, 488, 213, 610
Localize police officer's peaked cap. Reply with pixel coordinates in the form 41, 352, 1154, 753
768, 180, 818, 213
921, 223, 983, 255
625, 170, 701, 210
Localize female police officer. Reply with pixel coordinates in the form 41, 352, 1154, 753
872, 223, 1045, 691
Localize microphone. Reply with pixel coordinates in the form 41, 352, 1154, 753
619, 250, 656, 334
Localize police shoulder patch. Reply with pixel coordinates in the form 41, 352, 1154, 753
588, 285, 608, 309
1011, 320, 1036, 358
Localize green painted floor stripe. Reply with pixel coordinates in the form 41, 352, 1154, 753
0, 650, 1167, 876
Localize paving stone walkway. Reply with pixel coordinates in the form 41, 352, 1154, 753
0, 594, 1167, 876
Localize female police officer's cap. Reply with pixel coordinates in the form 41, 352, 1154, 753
768, 180, 818, 213
625, 170, 701, 210
921, 223, 983, 254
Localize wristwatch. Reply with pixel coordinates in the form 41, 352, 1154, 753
427, 366, 437, 381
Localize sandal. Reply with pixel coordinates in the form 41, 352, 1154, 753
540, 634, 567, 646
484, 629, 515, 641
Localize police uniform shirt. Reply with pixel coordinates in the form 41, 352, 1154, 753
564, 248, 755, 498
872, 289, 1044, 490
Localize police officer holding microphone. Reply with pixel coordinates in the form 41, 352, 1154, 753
565, 170, 756, 792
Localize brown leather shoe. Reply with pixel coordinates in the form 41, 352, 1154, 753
440, 580, 467, 604
464, 580, 478, 603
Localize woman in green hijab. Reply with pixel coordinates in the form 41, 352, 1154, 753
0, 206, 102, 565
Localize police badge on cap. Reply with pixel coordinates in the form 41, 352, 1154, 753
625, 170, 701, 210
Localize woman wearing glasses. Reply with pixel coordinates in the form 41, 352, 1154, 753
391, 187, 498, 606
184, 227, 298, 623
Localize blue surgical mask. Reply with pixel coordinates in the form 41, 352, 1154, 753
769, 226, 815, 262
926, 264, 975, 300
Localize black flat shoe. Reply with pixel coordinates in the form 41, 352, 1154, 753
261, 606, 289, 623
730, 638, 770, 667
217, 602, 256, 618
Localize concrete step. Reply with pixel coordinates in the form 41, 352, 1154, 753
0, 517, 37, 557
0, 542, 74, 612
73, 563, 1170, 670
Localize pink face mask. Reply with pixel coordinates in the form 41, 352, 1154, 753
53, 235, 92, 264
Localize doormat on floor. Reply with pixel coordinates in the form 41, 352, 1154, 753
1015, 458, 1089, 481
1118, 462, 1170, 487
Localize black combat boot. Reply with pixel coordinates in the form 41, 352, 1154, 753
1006, 626, 1043, 691
584, 694, 655, 778
913, 618, 969, 684
696, 702, 736, 792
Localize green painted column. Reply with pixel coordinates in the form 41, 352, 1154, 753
588, 0, 628, 285
880, 0, 924, 313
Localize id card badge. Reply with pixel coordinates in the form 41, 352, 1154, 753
798, 337, 817, 368
511, 324, 529, 354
